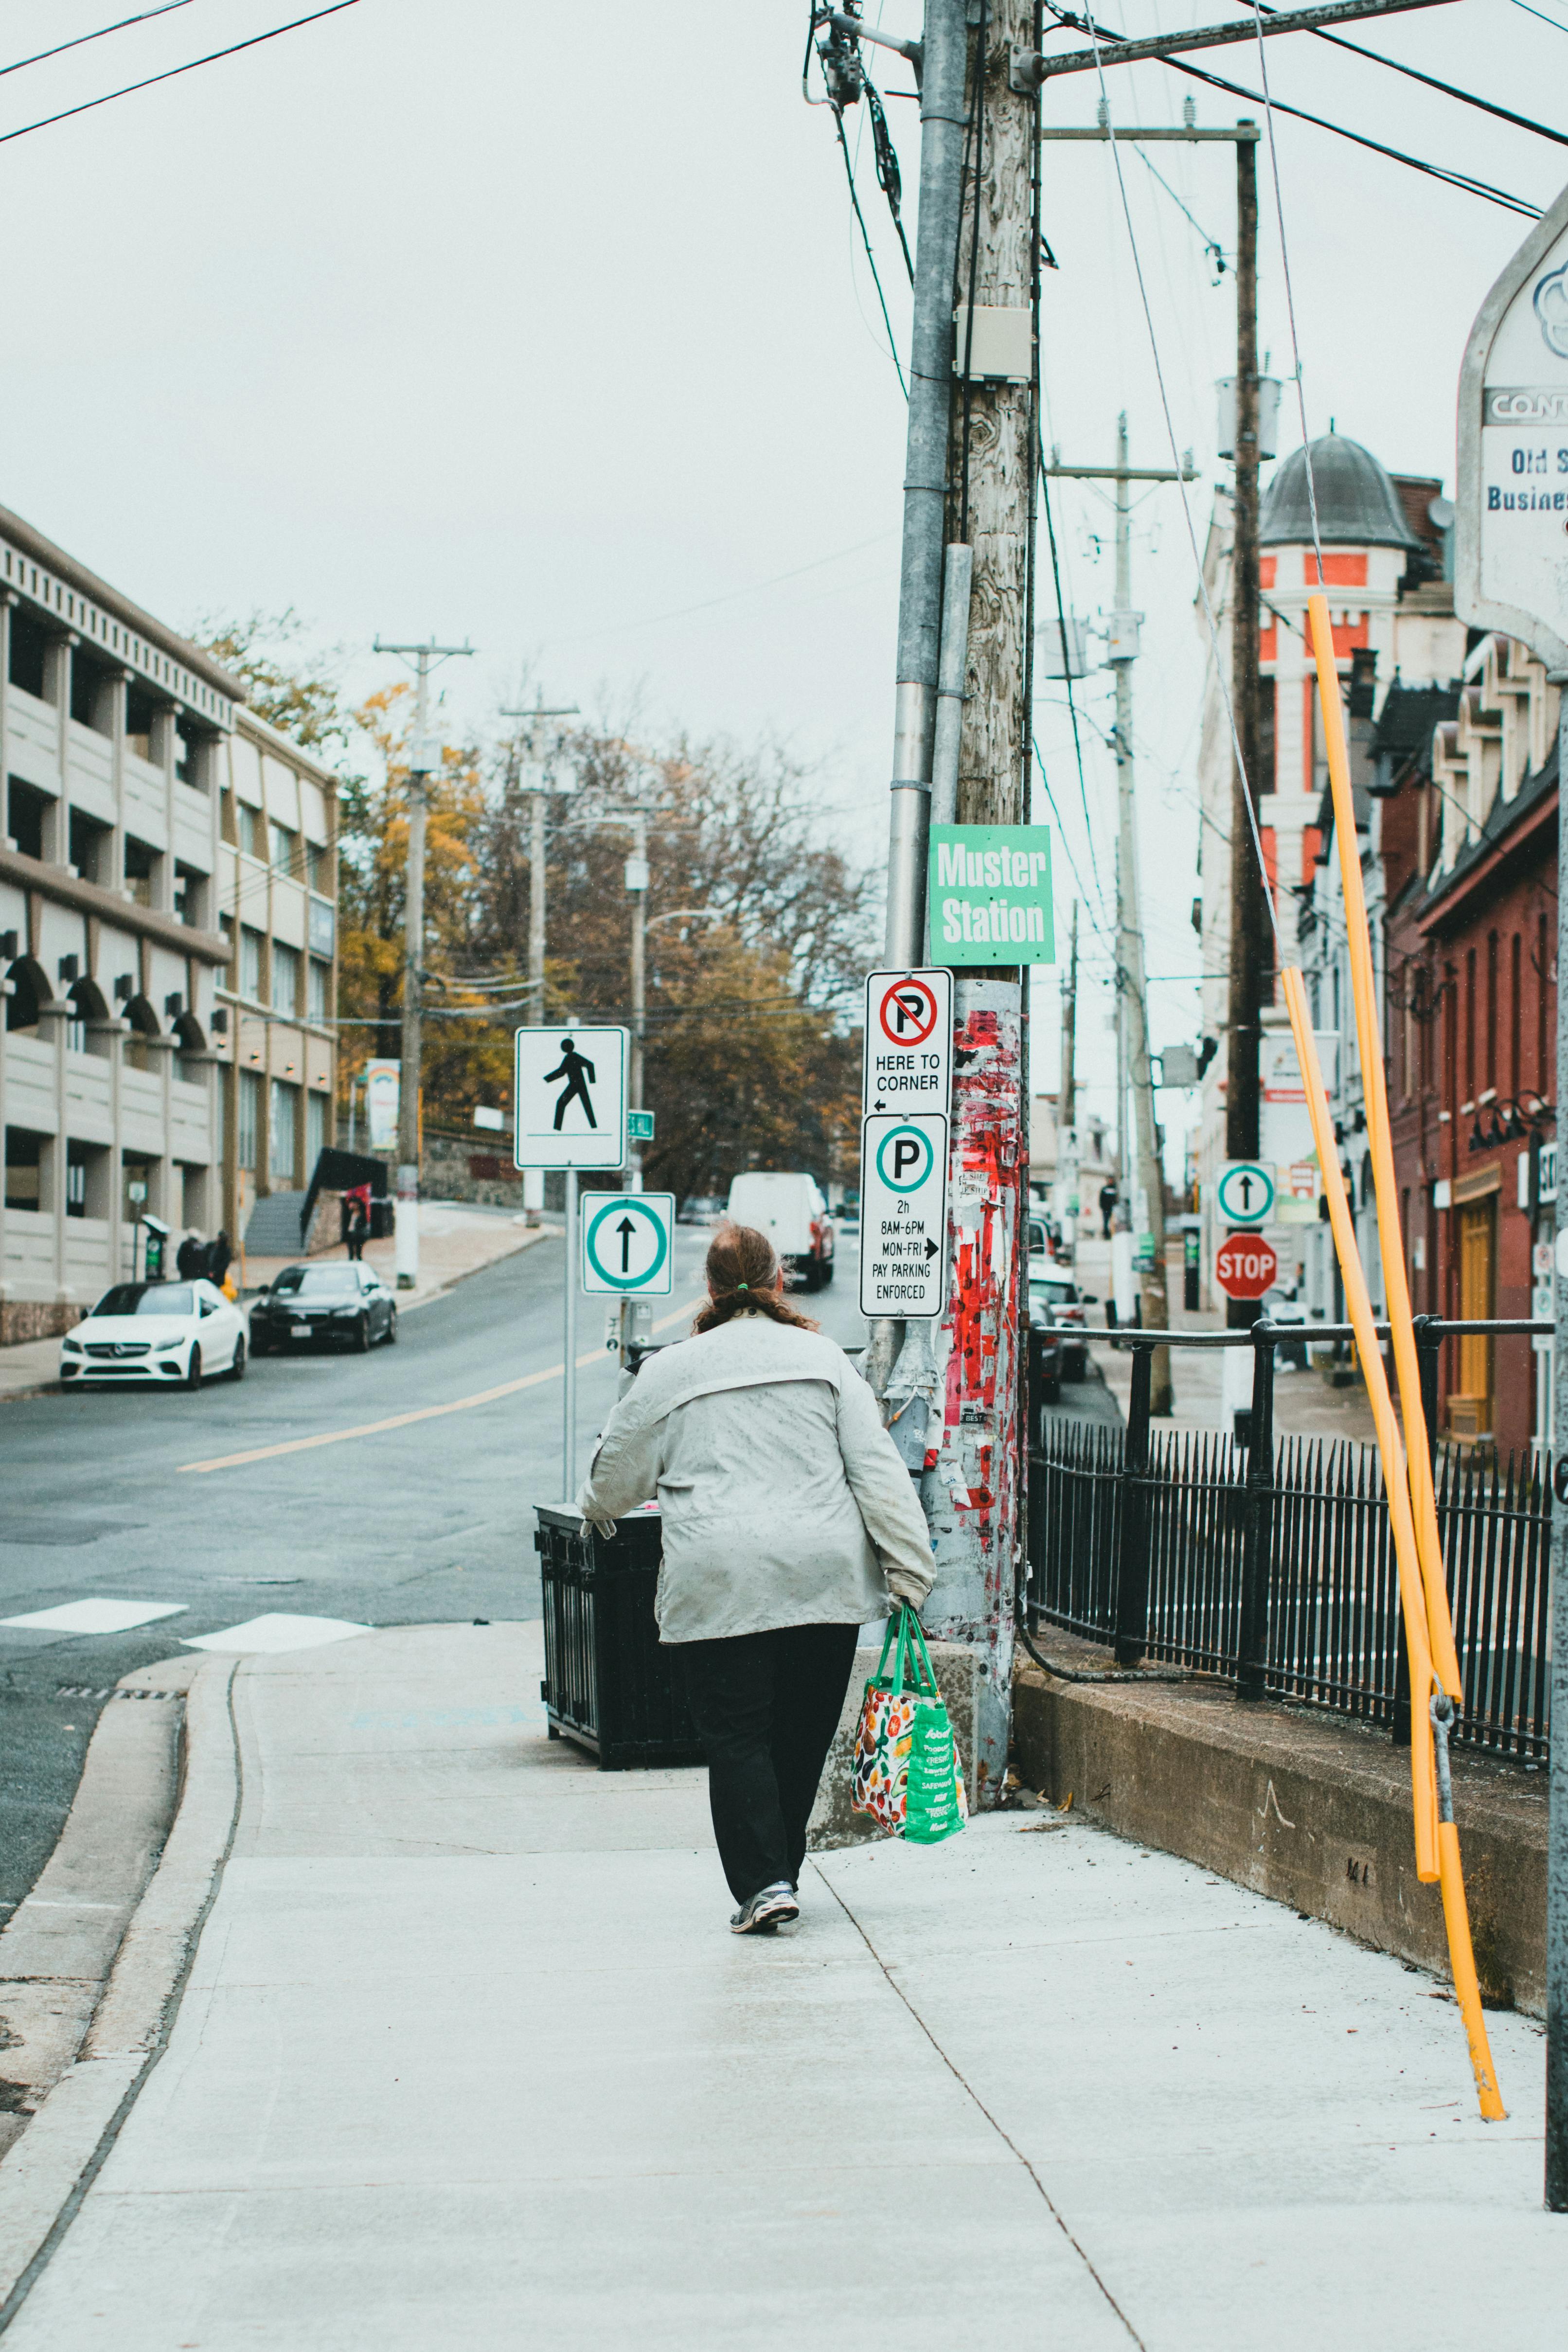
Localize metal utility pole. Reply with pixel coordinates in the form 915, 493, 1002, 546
374, 636, 474, 1290
1054, 901, 1078, 1241
502, 698, 578, 1222
1043, 421, 1196, 1409
1225, 129, 1270, 1367
625, 807, 649, 1193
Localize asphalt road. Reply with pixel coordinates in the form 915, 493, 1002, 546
0, 1224, 869, 1920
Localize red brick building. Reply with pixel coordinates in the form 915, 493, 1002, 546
1383, 637, 1558, 1454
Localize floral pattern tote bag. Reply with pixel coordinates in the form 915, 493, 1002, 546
851, 1605, 966, 1842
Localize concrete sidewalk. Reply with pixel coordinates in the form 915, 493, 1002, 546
1, 1623, 1561, 2349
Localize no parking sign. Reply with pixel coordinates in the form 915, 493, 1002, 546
862, 967, 952, 1116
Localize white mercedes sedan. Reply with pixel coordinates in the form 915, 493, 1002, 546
59, 1279, 247, 1391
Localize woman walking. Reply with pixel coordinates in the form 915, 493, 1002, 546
578, 1222, 933, 1934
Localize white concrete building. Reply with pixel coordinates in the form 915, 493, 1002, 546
214, 712, 339, 1250
1, 506, 243, 1343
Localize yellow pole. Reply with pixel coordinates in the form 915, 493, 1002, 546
1305, 594, 1462, 1698
1278, 970, 1438, 1880
1303, 598, 1504, 2121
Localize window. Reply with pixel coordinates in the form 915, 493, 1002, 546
7, 776, 51, 861
4, 1128, 44, 1212
175, 716, 208, 790
306, 1087, 326, 1170
69, 652, 114, 735
238, 1069, 261, 1172
271, 940, 300, 1017
1510, 932, 1522, 1103
220, 789, 238, 847
67, 1140, 109, 1220
240, 927, 264, 1002
180, 1163, 205, 1227
123, 836, 157, 909
125, 686, 157, 763
69, 808, 111, 885
307, 957, 330, 1023
4, 958, 39, 1033
7, 612, 50, 700
237, 802, 261, 858
308, 897, 335, 957
307, 840, 333, 893
269, 1079, 298, 1182
269, 820, 298, 877
1486, 930, 1498, 1093
174, 864, 207, 928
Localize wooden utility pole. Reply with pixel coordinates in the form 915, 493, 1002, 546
374, 635, 473, 1290
917, 0, 1036, 1800
1224, 130, 1270, 1339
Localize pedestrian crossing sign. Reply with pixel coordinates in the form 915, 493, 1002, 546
513, 1026, 628, 1169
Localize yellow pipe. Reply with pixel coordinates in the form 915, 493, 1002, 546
1436, 1818, 1507, 2120
1279, 970, 1438, 1880
1305, 594, 1463, 1700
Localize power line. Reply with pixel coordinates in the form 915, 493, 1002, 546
1137, 146, 1228, 277
1256, 0, 1568, 150
832, 104, 908, 395
0, 1, 196, 81
1511, 0, 1568, 30
1035, 434, 1110, 919
0, 1, 361, 151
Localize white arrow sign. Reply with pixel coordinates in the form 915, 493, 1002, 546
859, 1112, 949, 1319
513, 1026, 627, 1170
862, 967, 953, 1118
581, 1192, 675, 1296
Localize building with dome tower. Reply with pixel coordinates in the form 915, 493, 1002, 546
1191, 430, 1466, 1325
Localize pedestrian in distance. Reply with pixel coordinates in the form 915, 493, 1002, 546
175, 1231, 206, 1279
1098, 1180, 1118, 1240
343, 1190, 370, 1262
206, 1229, 232, 1289
578, 1221, 934, 1936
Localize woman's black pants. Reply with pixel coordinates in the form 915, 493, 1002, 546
676, 1621, 861, 1905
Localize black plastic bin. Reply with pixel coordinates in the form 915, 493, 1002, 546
535, 1503, 705, 1769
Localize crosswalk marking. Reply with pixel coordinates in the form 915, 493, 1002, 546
0, 1599, 187, 1635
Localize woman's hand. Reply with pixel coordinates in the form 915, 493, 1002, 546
886, 1566, 927, 1610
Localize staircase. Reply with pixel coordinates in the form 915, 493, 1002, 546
244, 1192, 310, 1256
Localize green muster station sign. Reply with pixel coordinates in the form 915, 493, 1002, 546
927, 825, 1054, 965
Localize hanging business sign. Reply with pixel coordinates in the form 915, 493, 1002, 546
1457, 179, 1568, 671
512, 1027, 627, 1170
365, 1059, 401, 1152
862, 968, 953, 1116
927, 825, 1054, 965
859, 1112, 949, 1319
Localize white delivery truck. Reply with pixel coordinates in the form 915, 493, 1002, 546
724, 1172, 836, 1290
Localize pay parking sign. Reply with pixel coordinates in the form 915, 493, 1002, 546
859, 1112, 948, 1319
581, 1192, 675, 1296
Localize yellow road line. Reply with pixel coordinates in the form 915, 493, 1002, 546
177, 1296, 701, 1476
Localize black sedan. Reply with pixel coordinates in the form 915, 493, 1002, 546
249, 1263, 398, 1355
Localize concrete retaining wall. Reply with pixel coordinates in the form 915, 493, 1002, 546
1013, 1655, 1548, 2014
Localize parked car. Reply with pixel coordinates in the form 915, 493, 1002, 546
1025, 1293, 1065, 1434
725, 1172, 835, 1290
1027, 1270, 1094, 1381
249, 1262, 398, 1354
676, 1195, 725, 1226
60, 1279, 246, 1390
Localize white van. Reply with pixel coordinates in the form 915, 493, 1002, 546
725, 1172, 835, 1291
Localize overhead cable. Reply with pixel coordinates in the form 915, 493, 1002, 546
1257, 0, 1568, 150
0, 1, 361, 151
0, 1, 196, 81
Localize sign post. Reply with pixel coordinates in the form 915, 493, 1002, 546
513, 1027, 628, 1501
1457, 179, 1568, 2209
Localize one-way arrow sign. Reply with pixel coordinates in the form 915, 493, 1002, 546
580, 1192, 675, 1296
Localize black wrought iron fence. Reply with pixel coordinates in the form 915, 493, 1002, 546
1024, 1319, 1552, 1764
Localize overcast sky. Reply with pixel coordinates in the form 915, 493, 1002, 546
5, 0, 1564, 1164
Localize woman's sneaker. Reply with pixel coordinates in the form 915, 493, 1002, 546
730, 1881, 800, 1935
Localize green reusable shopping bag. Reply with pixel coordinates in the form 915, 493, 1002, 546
900, 1610, 966, 1845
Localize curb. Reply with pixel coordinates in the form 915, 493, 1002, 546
0, 1654, 240, 2329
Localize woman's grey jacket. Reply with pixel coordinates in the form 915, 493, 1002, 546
575, 1312, 936, 1643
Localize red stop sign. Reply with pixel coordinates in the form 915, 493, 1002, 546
1215, 1231, 1279, 1301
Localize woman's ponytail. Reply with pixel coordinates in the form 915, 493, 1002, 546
692, 1221, 819, 1334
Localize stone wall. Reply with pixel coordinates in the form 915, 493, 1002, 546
0, 1298, 83, 1346
421, 1130, 530, 1211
